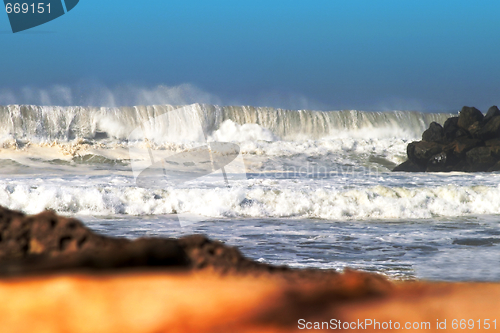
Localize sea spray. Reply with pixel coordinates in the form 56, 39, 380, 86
0, 103, 453, 143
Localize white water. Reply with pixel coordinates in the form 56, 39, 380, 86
2, 103, 497, 222
0, 103, 452, 143
2, 103, 500, 281
1, 173, 499, 220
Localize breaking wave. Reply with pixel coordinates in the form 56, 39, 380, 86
0, 103, 453, 144
1, 179, 499, 220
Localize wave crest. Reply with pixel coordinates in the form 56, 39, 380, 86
0, 103, 453, 144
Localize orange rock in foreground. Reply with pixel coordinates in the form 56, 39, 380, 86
1, 270, 499, 333
0, 206, 497, 332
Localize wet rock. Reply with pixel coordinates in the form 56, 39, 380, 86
468, 121, 482, 138
444, 137, 482, 159
422, 122, 443, 143
484, 106, 500, 123
478, 116, 500, 140
426, 152, 450, 172
465, 147, 497, 171
0, 207, 300, 277
0, 209, 105, 259
456, 127, 472, 139
442, 116, 470, 143
458, 106, 484, 130
0, 208, 192, 275
394, 106, 500, 173
177, 234, 269, 273
407, 141, 443, 167
392, 160, 424, 172
443, 116, 459, 143
450, 160, 467, 172
485, 138, 500, 147
487, 161, 500, 172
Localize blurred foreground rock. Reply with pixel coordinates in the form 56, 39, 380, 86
394, 105, 500, 172
0, 206, 360, 282
0, 269, 499, 332
0, 206, 499, 332
0, 206, 302, 277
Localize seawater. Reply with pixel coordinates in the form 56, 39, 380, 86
0, 103, 499, 281
84, 214, 500, 282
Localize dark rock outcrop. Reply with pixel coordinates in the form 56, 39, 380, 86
446, 137, 483, 158
443, 116, 460, 144
407, 141, 443, 168
0, 207, 189, 275
394, 105, 500, 172
457, 106, 484, 129
421, 122, 443, 143
464, 147, 498, 171
426, 151, 449, 172
478, 116, 500, 140
0, 207, 316, 277
392, 160, 423, 172
484, 105, 500, 123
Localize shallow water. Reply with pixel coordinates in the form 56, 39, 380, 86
82, 214, 500, 282
1, 104, 499, 281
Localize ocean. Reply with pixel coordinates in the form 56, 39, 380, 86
1, 103, 499, 281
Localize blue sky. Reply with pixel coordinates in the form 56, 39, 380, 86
1, 0, 500, 111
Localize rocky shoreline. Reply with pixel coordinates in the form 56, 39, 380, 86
0, 206, 289, 276
0, 206, 354, 283
0, 207, 499, 332
393, 106, 500, 172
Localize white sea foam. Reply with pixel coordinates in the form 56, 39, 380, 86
1, 102, 487, 222
0, 103, 453, 143
1, 175, 500, 220
209, 120, 279, 142
0, 103, 452, 174
3, 102, 500, 282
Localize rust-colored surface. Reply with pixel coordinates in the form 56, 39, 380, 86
0, 270, 498, 333
0, 206, 497, 332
